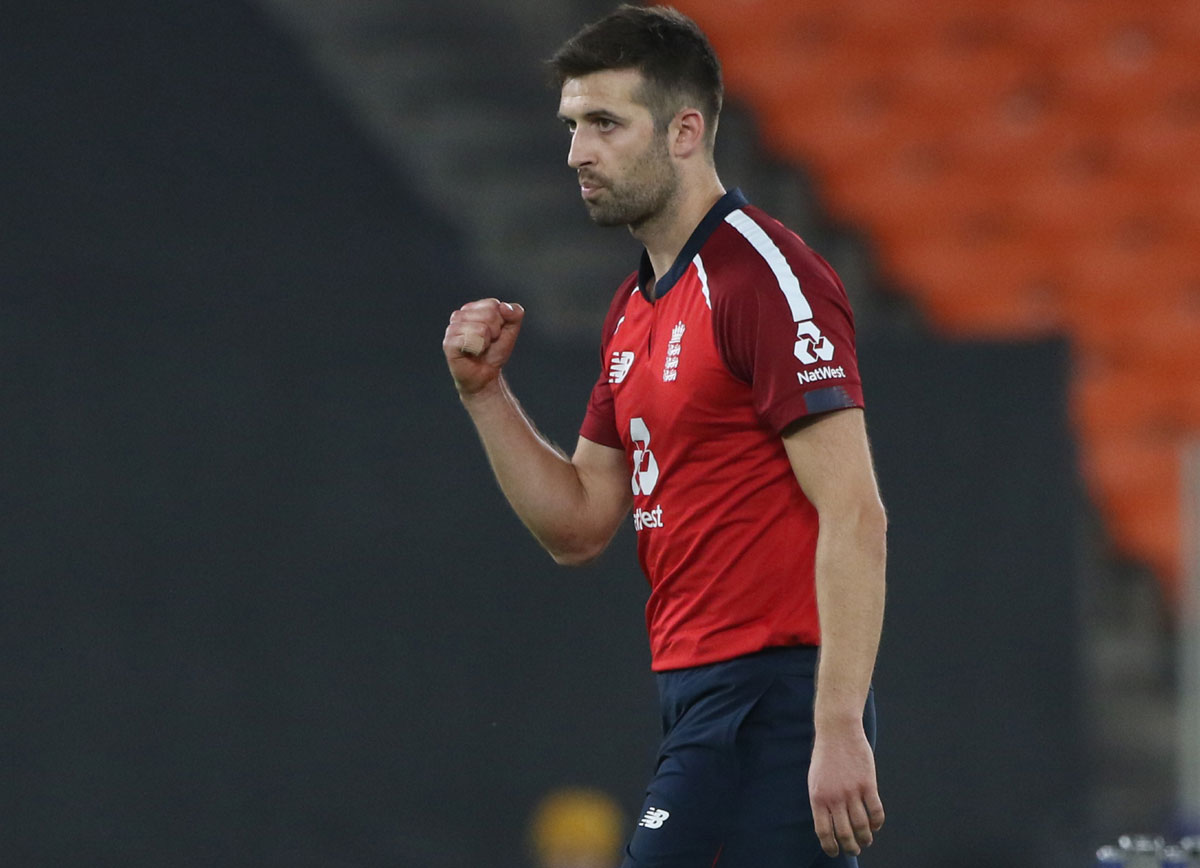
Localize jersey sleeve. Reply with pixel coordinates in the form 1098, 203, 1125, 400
578, 277, 635, 449
712, 225, 863, 434
580, 368, 621, 448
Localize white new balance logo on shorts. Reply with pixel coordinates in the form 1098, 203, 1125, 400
638, 807, 670, 829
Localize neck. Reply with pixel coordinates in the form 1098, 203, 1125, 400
633, 170, 726, 283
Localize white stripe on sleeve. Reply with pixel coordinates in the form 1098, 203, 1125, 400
723, 209, 812, 322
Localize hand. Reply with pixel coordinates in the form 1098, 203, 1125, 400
808, 722, 884, 857
443, 299, 525, 396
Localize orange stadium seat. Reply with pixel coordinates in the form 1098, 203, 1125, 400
833, 0, 1026, 48
673, 0, 843, 51
1060, 242, 1199, 343
849, 181, 1022, 260
719, 35, 868, 113
947, 100, 1097, 182
816, 142, 965, 229
1108, 94, 1200, 184
883, 235, 1062, 337
895, 41, 1037, 117
1052, 32, 1153, 99
1072, 365, 1181, 440
1007, 167, 1169, 246
1177, 172, 1200, 225
1177, 376, 1200, 431
764, 80, 947, 177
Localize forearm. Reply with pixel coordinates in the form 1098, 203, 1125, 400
460, 376, 613, 563
813, 501, 887, 728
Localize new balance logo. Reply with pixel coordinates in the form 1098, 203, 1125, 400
797, 364, 846, 384
794, 320, 835, 365
638, 807, 670, 829
609, 351, 634, 384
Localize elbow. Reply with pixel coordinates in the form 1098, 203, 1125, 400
548, 539, 606, 567
550, 548, 601, 567
544, 526, 613, 567
860, 497, 888, 541
863, 499, 888, 562
868, 497, 888, 538
539, 506, 625, 567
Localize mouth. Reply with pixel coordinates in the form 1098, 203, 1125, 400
578, 176, 605, 200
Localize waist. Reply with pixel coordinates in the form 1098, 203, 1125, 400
655, 643, 818, 693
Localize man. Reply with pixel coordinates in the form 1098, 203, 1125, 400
442, 6, 886, 866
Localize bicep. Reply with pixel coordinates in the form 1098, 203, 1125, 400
571, 435, 633, 531
782, 409, 883, 513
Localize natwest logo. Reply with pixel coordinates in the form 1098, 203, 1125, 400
633, 505, 664, 532
629, 417, 659, 495
797, 364, 846, 384
794, 320, 835, 365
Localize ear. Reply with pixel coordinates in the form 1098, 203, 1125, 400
669, 107, 708, 159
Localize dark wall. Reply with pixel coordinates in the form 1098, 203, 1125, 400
2, 2, 1084, 866
864, 338, 1087, 867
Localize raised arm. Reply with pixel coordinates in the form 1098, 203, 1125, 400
782, 407, 887, 858
443, 299, 631, 565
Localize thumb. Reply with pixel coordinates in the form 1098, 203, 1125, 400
499, 302, 525, 324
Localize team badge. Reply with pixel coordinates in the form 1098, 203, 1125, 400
663, 321, 686, 382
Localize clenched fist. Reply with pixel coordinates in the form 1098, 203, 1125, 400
443, 298, 525, 396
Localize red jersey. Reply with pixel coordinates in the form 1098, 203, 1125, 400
579, 190, 864, 671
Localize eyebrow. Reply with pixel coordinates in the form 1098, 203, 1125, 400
557, 109, 625, 124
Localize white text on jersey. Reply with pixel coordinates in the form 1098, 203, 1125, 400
633, 505, 664, 532
796, 364, 846, 384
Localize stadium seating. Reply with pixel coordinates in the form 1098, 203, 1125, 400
675, 0, 1200, 598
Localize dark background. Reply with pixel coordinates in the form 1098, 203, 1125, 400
2, 1, 1086, 865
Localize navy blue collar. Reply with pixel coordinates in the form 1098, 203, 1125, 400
638, 188, 749, 300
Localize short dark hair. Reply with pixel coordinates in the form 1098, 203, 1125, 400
549, 5, 723, 148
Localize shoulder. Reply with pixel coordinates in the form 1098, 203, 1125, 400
597, 271, 639, 347
702, 205, 847, 313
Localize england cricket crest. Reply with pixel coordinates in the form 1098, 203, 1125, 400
662, 321, 685, 382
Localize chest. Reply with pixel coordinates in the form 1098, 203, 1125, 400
604, 275, 748, 443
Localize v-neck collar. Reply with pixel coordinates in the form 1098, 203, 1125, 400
637, 188, 748, 302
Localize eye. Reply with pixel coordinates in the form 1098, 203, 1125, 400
595, 117, 617, 132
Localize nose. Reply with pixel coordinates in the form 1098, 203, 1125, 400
567, 128, 593, 170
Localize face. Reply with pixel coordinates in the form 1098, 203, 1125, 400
557, 69, 680, 229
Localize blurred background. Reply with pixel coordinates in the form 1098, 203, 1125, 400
2, 0, 1198, 865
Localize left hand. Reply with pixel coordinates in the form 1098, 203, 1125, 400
808, 722, 885, 857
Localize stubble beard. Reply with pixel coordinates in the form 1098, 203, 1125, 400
582, 135, 679, 230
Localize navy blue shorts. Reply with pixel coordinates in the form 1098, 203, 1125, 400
621, 645, 877, 868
